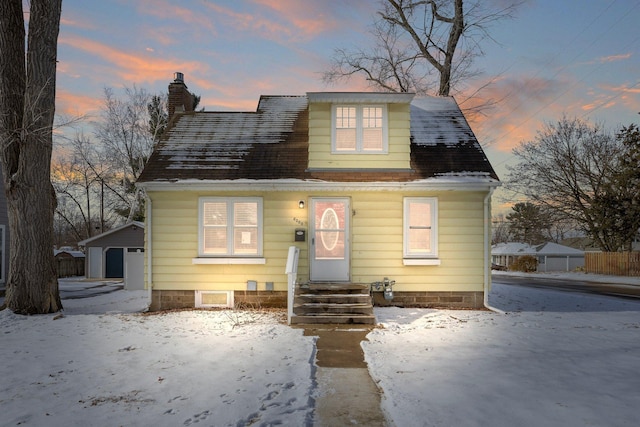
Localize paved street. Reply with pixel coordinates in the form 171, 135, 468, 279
493, 273, 640, 300
58, 277, 124, 300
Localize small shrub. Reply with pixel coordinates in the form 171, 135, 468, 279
509, 255, 538, 272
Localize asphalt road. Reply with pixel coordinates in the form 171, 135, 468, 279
58, 279, 124, 300
492, 274, 640, 300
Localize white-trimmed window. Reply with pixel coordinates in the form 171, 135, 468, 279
195, 290, 234, 308
403, 198, 438, 261
199, 197, 263, 257
333, 104, 387, 153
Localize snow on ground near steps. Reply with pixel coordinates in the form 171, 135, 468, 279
0, 293, 316, 427
2, 276, 640, 427
366, 284, 640, 427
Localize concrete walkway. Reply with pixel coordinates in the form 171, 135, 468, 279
302, 325, 388, 426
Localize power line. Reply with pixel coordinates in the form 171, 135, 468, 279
482, 0, 639, 149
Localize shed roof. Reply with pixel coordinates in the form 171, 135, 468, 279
78, 221, 145, 246
137, 93, 498, 184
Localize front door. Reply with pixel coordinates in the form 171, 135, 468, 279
310, 198, 350, 281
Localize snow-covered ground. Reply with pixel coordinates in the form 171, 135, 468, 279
1, 274, 639, 426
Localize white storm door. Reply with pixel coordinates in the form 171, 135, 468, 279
310, 198, 350, 282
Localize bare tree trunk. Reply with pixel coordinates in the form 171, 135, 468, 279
0, 0, 62, 314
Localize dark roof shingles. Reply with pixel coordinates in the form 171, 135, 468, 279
137, 95, 498, 184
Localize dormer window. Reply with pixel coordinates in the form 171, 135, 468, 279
332, 104, 388, 153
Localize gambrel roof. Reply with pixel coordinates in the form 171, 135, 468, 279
137, 93, 498, 185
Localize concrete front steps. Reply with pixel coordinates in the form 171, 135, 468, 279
291, 283, 375, 325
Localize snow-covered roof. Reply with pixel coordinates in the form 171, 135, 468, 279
54, 249, 85, 258
137, 93, 498, 185
410, 97, 476, 147
492, 242, 584, 256
535, 242, 585, 256
78, 221, 144, 246
491, 242, 536, 256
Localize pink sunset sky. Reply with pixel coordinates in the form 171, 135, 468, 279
52, 0, 639, 211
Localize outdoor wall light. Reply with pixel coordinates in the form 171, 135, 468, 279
298, 200, 305, 209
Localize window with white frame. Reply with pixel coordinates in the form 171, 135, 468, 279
333, 105, 387, 153
199, 197, 262, 257
404, 198, 438, 258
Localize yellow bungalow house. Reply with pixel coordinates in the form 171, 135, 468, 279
137, 73, 500, 322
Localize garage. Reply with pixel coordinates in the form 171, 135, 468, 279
78, 221, 145, 289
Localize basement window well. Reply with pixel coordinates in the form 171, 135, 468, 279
195, 291, 234, 308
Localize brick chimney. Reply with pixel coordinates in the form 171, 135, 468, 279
168, 72, 195, 117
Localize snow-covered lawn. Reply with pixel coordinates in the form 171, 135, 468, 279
1, 275, 639, 426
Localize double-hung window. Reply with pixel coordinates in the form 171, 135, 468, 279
199, 197, 262, 257
403, 197, 439, 263
333, 104, 387, 153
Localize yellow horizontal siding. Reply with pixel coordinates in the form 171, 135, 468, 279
308, 101, 411, 169
146, 190, 489, 294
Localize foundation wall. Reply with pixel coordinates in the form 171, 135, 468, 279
372, 291, 484, 309
150, 290, 483, 311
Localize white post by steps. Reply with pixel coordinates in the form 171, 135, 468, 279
285, 246, 300, 325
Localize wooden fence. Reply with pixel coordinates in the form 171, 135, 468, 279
56, 257, 85, 278
584, 252, 640, 276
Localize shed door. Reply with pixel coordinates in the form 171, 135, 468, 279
125, 248, 144, 290
88, 247, 102, 279
105, 248, 124, 278
310, 198, 350, 282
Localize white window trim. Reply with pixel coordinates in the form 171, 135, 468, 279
198, 197, 263, 258
192, 257, 266, 265
195, 290, 234, 308
403, 197, 439, 261
331, 104, 388, 154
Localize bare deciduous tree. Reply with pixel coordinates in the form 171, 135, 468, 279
93, 86, 156, 221
323, 0, 521, 105
491, 213, 510, 245
52, 132, 123, 245
0, 0, 63, 313
52, 85, 197, 241
508, 116, 639, 252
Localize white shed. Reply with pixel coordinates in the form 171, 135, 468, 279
78, 221, 145, 290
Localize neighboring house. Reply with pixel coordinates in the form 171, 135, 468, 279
491, 242, 535, 269
0, 163, 8, 292
78, 221, 145, 290
492, 242, 585, 272
136, 74, 500, 311
535, 242, 585, 272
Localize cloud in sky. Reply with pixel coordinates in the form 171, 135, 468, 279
466, 75, 566, 152
250, 0, 339, 38
198, 0, 352, 45
578, 82, 640, 119
200, 2, 301, 44
59, 35, 205, 85
59, 17, 95, 31
135, 0, 217, 38
56, 90, 103, 117
597, 53, 632, 63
